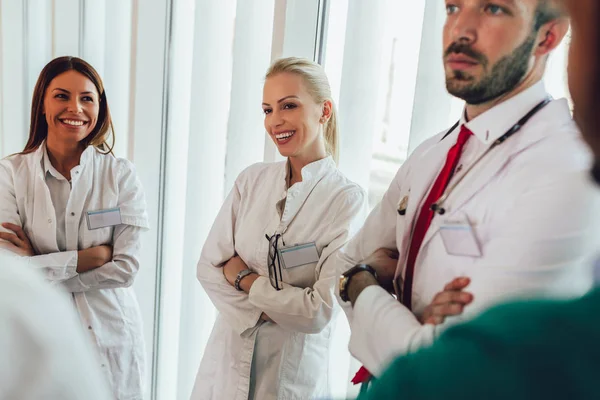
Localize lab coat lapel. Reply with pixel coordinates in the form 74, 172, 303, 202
29, 146, 60, 253
420, 144, 513, 248
394, 136, 454, 279
279, 158, 334, 232
419, 100, 566, 248
68, 148, 95, 242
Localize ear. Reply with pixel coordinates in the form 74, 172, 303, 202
320, 100, 333, 123
535, 18, 570, 57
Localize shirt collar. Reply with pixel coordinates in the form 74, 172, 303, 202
461, 81, 549, 145
40, 141, 94, 180
42, 143, 65, 180
284, 155, 336, 187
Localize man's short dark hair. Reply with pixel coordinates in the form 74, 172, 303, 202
534, 0, 566, 31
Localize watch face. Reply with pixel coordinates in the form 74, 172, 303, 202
339, 275, 349, 302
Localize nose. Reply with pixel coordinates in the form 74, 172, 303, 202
268, 109, 284, 130
66, 98, 83, 114
448, 8, 478, 46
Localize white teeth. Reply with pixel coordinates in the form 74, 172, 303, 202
275, 131, 295, 140
62, 119, 85, 126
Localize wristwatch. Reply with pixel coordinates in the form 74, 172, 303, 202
234, 269, 256, 291
339, 264, 377, 302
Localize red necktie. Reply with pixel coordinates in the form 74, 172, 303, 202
402, 124, 472, 309
352, 125, 473, 386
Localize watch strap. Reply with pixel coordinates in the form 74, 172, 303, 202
235, 269, 256, 291
340, 264, 377, 302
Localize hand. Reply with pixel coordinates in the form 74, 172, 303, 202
419, 277, 473, 325
77, 245, 113, 273
223, 256, 249, 287
0, 223, 36, 257
363, 248, 399, 292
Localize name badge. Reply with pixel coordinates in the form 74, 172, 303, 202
86, 208, 122, 230
278, 242, 320, 269
439, 213, 482, 257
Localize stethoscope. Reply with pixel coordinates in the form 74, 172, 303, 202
429, 97, 552, 215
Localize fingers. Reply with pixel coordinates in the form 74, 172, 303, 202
1, 223, 29, 244
443, 277, 470, 291
424, 315, 445, 325
430, 302, 466, 318
0, 231, 22, 247
432, 290, 473, 306
422, 301, 468, 325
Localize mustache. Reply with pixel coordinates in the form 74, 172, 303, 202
444, 42, 488, 65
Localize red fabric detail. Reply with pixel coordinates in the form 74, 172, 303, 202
351, 126, 472, 386
351, 366, 372, 385
402, 125, 473, 309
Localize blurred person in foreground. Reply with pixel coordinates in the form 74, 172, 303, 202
0, 252, 111, 399
358, 0, 600, 398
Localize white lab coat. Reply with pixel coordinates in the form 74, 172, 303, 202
0, 252, 112, 400
0, 143, 149, 400
192, 157, 367, 400
337, 82, 600, 376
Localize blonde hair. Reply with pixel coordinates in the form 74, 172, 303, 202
265, 57, 339, 164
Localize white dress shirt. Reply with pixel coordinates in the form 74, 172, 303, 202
0, 142, 150, 400
191, 157, 368, 400
336, 81, 600, 376
0, 252, 112, 400
43, 146, 73, 252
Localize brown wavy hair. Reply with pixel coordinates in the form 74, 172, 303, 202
21, 56, 115, 154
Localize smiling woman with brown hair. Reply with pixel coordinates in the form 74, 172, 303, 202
0, 56, 149, 400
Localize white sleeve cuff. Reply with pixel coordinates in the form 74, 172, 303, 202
349, 285, 435, 376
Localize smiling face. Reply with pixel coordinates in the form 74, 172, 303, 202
262, 72, 327, 160
43, 70, 100, 146
443, 0, 544, 104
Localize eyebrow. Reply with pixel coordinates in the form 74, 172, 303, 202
496, 0, 516, 7
262, 95, 300, 106
52, 88, 96, 96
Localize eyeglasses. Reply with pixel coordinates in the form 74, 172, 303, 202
265, 233, 285, 290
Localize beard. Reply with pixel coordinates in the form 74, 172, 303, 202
444, 33, 536, 105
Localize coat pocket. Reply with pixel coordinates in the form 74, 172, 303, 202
281, 262, 318, 289
82, 225, 114, 248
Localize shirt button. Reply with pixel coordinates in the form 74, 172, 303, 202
48, 218, 52, 224
71, 212, 75, 216
88, 326, 92, 330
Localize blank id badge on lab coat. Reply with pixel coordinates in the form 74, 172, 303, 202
439, 213, 482, 257
86, 207, 122, 230
278, 242, 320, 288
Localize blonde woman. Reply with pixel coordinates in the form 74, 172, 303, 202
191, 57, 368, 399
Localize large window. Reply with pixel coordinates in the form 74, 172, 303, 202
321, 0, 570, 210
158, 1, 279, 398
